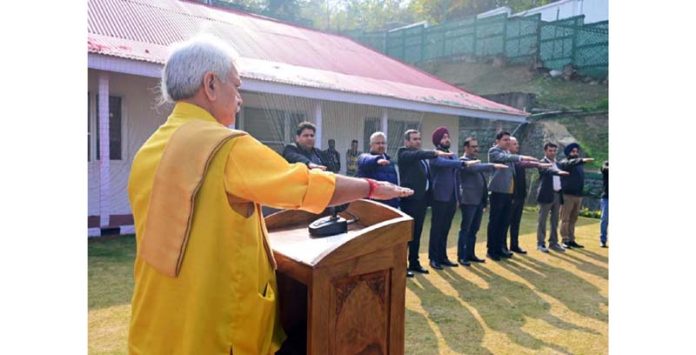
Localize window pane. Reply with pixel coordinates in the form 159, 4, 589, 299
95, 95, 122, 161
88, 93, 91, 161
244, 108, 285, 143
109, 96, 122, 160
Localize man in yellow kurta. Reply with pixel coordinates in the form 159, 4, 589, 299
127, 35, 412, 355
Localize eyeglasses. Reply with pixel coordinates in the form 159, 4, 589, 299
469, 145, 479, 148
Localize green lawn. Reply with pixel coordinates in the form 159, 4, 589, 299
89, 208, 607, 354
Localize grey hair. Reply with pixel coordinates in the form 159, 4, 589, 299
161, 34, 239, 103
370, 131, 386, 144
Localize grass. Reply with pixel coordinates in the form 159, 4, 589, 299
421, 61, 608, 110
89, 208, 607, 354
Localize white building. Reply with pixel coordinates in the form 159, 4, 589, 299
87, 0, 527, 236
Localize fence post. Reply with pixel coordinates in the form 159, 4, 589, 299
473, 18, 478, 57
502, 15, 508, 58
419, 26, 425, 63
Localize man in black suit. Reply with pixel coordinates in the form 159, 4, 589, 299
397, 129, 454, 275
504, 137, 549, 255
457, 137, 507, 265
536, 142, 570, 253
282, 121, 329, 170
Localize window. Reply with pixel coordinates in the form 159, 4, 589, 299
87, 93, 91, 161
243, 107, 305, 153
94, 95, 123, 160
363, 117, 380, 153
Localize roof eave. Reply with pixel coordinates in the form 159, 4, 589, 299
88, 53, 528, 122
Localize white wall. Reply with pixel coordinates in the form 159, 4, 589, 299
513, 0, 607, 23
87, 70, 170, 217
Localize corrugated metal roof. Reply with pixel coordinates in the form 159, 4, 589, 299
88, 0, 527, 117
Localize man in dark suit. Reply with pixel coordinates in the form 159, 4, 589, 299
427, 127, 479, 270
559, 143, 594, 249
486, 131, 539, 261
398, 129, 455, 275
282, 121, 329, 170
504, 137, 550, 255
457, 137, 507, 265
535, 142, 571, 253
324, 139, 341, 173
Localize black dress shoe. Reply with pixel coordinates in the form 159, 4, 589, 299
510, 246, 527, 254
406, 270, 415, 278
409, 265, 430, 274
486, 253, 501, 261
441, 259, 459, 267
469, 256, 486, 263
567, 241, 585, 248
500, 249, 513, 258
429, 261, 444, 270
458, 259, 471, 267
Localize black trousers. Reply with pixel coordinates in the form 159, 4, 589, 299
507, 197, 525, 249
458, 203, 484, 260
400, 197, 429, 268
487, 192, 513, 256
428, 199, 457, 263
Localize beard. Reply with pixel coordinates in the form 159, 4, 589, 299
440, 142, 450, 150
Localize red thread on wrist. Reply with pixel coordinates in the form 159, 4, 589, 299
365, 178, 378, 199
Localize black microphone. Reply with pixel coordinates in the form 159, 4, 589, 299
308, 204, 355, 237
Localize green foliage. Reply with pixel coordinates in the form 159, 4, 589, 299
579, 207, 601, 219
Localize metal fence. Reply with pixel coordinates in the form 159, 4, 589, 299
346, 15, 608, 78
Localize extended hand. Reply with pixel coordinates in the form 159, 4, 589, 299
493, 163, 508, 169
464, 159, 481, 166
435, 150, 455, 158
308, 163, 327, 170
521, 155, 539, 162
583, 158, 594, 163
538, 162, 552, 168
558, 170, 570, 176
371, 181, 414, 200
377, 159, 390, 166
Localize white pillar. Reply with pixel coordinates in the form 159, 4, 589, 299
98, 72, 111, 227
381, 110, 388, 138
314, 102, 323, 149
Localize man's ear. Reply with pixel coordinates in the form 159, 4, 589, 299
202, 72, 216, 101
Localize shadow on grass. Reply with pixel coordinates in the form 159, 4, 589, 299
88, 235, 136, 310
501, 257, 608, 323
572, 248, 609, 264
549, 250, 608, 280
444, 266, 590, 354
407, 274, 492, 355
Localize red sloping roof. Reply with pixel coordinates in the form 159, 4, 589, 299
88, 0, 527, 117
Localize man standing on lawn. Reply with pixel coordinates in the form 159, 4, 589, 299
559, 143, 594, 249
536, 142, 571, 253
398, 129, 455, 274
457, 137, 507, 265
127, 35, 411, 355
486, 131, 539, 261
428, 127, 480, 270
600, 160, 609, 247
504, 137, 550, 255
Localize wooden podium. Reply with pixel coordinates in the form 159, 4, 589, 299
265, 199, 413, 355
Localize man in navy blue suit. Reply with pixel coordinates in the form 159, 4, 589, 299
427, 127, 479, 270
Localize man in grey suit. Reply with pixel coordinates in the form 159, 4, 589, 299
457, 137, 508, 265
486, 131, 539, 261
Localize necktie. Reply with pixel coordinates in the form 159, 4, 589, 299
421, 159, 431, 191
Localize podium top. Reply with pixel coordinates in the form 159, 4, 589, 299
265, 200, 413, 268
